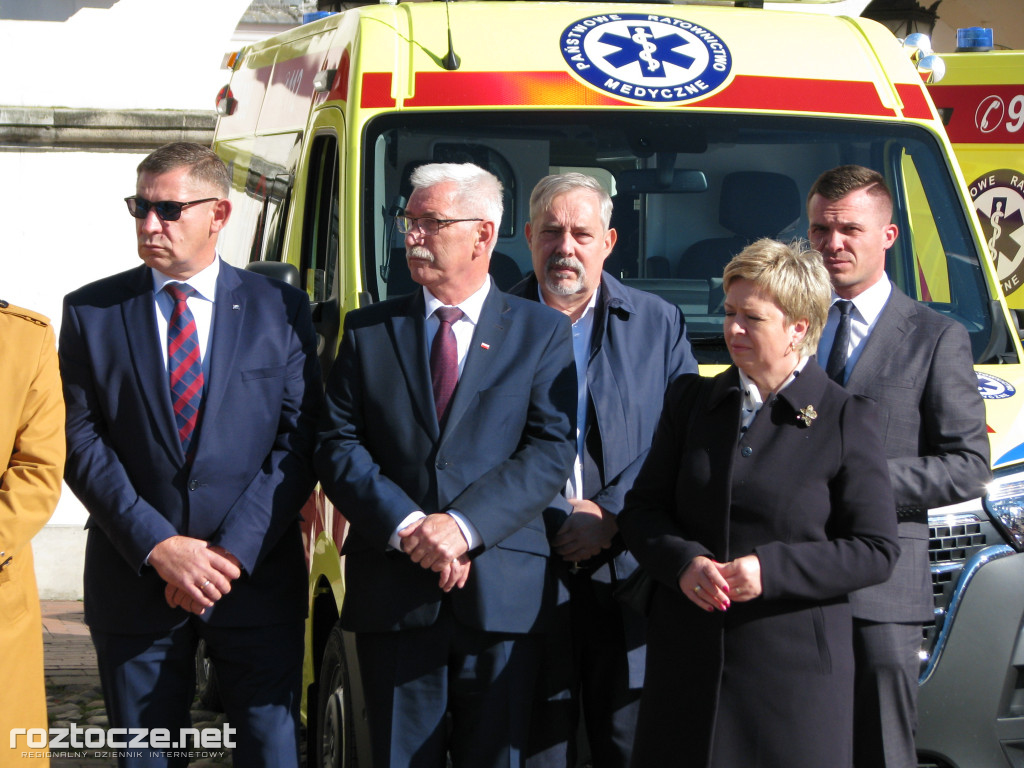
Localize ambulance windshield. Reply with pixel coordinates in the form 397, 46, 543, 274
366, 111, 1010, 366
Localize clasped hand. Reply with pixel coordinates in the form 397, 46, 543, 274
679, 554, 762, 612
552, 499, 617, 563
150, 535, 242, 616
398, 513, 471, 592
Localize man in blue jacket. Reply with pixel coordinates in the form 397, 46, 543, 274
512, 173, 697, 768
60, 142, 320, 767
315, 163, 577, 768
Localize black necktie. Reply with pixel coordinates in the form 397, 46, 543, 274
826, 300, 853, 385
430, 306, 463, 425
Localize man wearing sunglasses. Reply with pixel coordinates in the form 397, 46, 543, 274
59, 142, 321, 767
315, 162, 576, 767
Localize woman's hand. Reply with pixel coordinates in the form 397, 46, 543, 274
714, 555, 762, 602
679, 556, 731, 612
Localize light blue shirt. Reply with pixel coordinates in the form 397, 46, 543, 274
540, 285, 599, 500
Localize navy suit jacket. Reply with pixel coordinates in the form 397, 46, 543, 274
508, 272, 697, 576
839, 284, 991, 622
60, 262, 321, 633
314, 284, 577, 635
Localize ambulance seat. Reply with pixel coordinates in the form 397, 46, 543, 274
677, 171, 800, 280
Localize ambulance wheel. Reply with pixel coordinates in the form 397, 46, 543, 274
194, 638, 222, 711
318, 625, 355, 768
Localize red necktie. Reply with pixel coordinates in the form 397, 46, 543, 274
430, 306, 463, 425
166, 284, 204, 460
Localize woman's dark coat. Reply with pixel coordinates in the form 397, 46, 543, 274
618, 364, 900, 768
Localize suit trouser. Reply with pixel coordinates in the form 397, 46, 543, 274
354, 603, 541, 768
91, 618, 303, 768
853, 618, 923, 768
527, 568, 642, 768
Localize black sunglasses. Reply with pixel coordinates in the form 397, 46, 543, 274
124, 196, 219, 222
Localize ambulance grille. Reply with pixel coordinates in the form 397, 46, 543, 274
924, 514, 992, 651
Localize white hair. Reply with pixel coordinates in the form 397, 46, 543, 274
409, 162, 503, 227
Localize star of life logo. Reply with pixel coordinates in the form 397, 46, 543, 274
976, 371, 1016, 400
561, 14, 732, 104
968, 169, 1024, 298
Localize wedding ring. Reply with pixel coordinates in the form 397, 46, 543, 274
200, 579, 211, 590
693, 584, 702, 594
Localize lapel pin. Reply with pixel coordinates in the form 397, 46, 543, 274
480, 342, 490, 350
232, 304, 241, 310
797, 405, 817, 427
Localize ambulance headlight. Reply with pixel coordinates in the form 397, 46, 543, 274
984, 465, 1024, 551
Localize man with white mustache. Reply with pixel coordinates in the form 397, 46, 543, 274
511, 173, 697, 768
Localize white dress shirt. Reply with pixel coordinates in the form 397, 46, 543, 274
816, 277, 892, 381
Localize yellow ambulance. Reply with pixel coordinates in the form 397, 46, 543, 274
211, 3, 1024, 765
929, 29, 1024, 311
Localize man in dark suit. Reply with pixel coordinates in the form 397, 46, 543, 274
314, 162, 577, 768
60, 142, 320, 767
808, 165, 991, 768
509, 173, 696, 768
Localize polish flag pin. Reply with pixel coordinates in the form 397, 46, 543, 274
480, 342, 490, 350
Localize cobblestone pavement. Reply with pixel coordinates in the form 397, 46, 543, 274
43, 602, 233, 767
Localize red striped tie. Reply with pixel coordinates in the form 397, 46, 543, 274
166, 284, 204, 460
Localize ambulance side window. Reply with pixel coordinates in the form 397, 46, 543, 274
888, 150, 993, 360
301, 133, 340, 304
248, 178, 291, 264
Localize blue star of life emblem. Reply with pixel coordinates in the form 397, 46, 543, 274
561, 14, 732, 104
600, 26, 697, 74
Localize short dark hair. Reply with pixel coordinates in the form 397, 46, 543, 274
137, 142, 230, 197
806, 165, 893, 219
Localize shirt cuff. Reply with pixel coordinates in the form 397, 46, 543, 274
446, 509, 479, 551
389, 511, 426, 550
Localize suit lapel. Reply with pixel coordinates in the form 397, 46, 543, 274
390, 291, 438, 438
845, 286, 911, 391
121, 266, 183, 461
200, 265, 246, 443
442, 286, 509, 438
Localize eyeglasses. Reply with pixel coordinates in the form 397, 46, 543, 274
124, 196, 220, 222
395, 215, 483, 236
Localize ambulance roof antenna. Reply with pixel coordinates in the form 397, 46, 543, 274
442, 0, 461, 71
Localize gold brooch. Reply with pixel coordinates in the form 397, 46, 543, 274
797, 405, 817, 427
